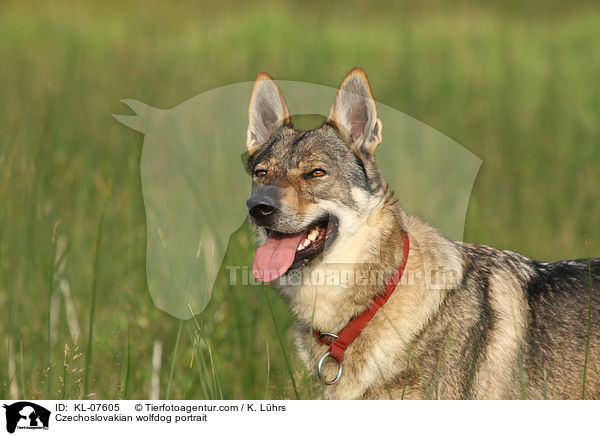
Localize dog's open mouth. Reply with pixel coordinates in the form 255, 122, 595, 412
253, 217, 337, 282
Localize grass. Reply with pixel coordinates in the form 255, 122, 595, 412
165, 318, 183, 400
0, 0, 599, 399
264, 289, 299, 400
83, 184, 110, 398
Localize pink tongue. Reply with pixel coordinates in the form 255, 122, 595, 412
253, 231, 307, 282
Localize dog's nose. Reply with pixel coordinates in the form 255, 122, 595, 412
247, 197, 277, 218
247, 187, 281, 220
250, 203, 276, 216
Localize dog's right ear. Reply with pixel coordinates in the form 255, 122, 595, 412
247, 72, 290, 155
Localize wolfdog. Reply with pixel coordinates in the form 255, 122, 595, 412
245, 67, 600, 399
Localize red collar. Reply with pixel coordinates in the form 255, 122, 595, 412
313, 231, 410, 363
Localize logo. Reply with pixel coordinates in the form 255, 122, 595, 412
113, 81, 481, 319
2, 402, 50, 434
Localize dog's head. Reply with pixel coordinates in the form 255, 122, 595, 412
246, 67, 386, 282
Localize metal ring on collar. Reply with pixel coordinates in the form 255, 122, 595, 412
319, 332, 338, 342
317, 350, 343, 385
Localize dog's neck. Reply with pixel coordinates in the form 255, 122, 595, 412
276, 200, 408, 333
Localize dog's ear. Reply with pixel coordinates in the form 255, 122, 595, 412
247, 72, 290, 155
328, 66, 382, 157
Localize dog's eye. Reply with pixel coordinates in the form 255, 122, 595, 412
309, 168, 327, 178
254, 169, 267, 177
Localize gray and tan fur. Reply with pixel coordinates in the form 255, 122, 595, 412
245, 67, 600, 399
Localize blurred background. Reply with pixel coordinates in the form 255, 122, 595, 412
0, 0, 599, 399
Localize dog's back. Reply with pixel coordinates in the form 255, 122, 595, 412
392, 241, 600, 399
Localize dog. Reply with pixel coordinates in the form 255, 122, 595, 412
244, 66, 600, 399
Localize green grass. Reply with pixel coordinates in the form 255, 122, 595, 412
83, 184, 110, 398
0, 0, 599, 399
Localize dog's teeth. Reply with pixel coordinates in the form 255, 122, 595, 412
298, 239, 311, 250
297, 226, 322, 252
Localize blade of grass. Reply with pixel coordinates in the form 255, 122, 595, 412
263, 287, 299, 399
401, 344, 411, 400
186, 323, 214, 399
381, 311, 424, 399
62, 344, 68, 400
188, 305, 221, 399
6, 338, 18, 399
264, 340, 270, 400
19, 337, 25, 398
83, 185, 111, 398
374, 360, 393, 400
5, 373, 17, 399
46, 220, 59, 398
165, 318, 184, 400
204, 340, 223, 400
150, 340, 162, 399
543, 368, 547, 400
123, 322, 131, 399
166, 234, 208, 400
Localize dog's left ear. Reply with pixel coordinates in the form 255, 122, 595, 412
328, 67, 382, 157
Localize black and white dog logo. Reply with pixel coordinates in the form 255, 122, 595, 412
3, 402, 50, 433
